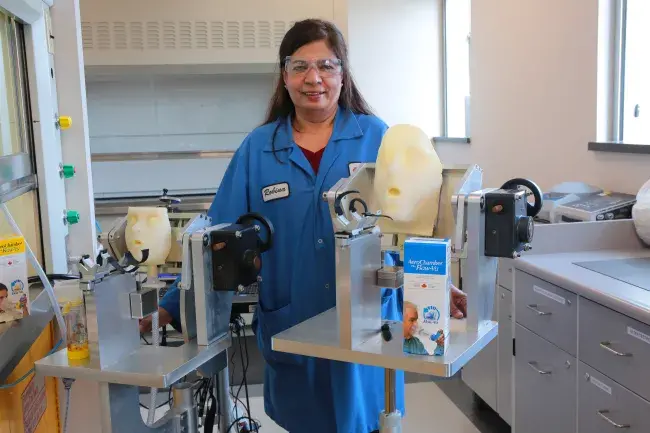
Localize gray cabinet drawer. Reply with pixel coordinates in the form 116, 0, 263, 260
498, 258, 513, 290
514, 324, 577, 433
497, 286, 513, 425
579, 297, 650, 401
579, 362, 650, 433
515, 270, 578, 355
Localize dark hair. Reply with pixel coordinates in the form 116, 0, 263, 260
0, 283, 7, 292
263, 18, 373, 125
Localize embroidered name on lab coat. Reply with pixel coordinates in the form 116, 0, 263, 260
348, 162, 362, 176
262, 182, 290, 202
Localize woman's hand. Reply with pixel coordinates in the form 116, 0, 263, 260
139, 307, 173, 334
450, 284, 467, 319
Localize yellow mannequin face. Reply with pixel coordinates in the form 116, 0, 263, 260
124, 207, 172, 265
374, 124, 444, 222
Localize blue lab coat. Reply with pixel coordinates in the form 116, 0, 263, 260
160, 106, 405, 433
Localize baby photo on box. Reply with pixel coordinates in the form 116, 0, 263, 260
0, 236, 29, 324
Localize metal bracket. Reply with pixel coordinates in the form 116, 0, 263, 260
376, 266, 404, 289
129, 287, 159, 319
179, 214, 212, 290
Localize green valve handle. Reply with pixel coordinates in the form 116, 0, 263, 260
60, 164, 76, 179
65, 210, 80, 225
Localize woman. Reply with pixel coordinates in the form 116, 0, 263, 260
211, 19, 406, 433
146, 18, 406, 432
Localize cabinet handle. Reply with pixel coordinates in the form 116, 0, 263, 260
597, 410, 630, 429
526, 304, 552, 316
600, 342, 632, 357
527, 361, 551, 375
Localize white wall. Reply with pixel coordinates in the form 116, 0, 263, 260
348, 0, 443, 138
86, 73, 275, 198
87, 0, 445, 199
434, 0, 650, 194
87, 0, 650, 199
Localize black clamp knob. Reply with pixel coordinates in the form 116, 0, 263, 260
516, 216, 534, 243
381, 323, 392, 342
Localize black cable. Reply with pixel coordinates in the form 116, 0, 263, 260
139, 398, 172, 410
141, 335, 151, 345
229, 325, 238, 419
240, 323, 254, 431
227, 416, 262, 433
215, 373, 221, 430
204, 378, 217, 433
232, 319, 246, 417
200, 378, 211, 420
232, 315, 259, 433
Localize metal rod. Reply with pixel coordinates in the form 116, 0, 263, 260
384, 368, 396, 414
217, 365, 233, 433
172, 382, 199, 433
91, 150, 235, 162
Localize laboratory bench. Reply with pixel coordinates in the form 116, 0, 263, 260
513, 248, 650, 433
462, 219, 650, 432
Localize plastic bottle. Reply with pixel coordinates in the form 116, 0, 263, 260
65, 299, 89, 360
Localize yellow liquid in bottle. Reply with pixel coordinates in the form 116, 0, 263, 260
67, 340, 89, 360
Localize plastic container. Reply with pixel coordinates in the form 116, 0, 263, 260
64, 299, 89, 360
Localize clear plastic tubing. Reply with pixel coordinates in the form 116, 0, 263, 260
1, 204, 67, 337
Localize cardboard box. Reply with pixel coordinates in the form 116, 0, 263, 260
403, 238, 451, 356
0, 236, 28, 324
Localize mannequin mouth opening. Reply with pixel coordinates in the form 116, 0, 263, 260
388, 188, 401, 197
134, 240, 143, 246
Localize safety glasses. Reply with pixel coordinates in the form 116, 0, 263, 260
283, 57, 343, 77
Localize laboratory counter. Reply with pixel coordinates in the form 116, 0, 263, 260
515, 248, 650, 325
510, 232, 650, 433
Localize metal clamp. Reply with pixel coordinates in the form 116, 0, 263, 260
527, 361, 551, 375
376, 266, 404, 289
597, 410, 630, 429
129, 287, 159, 319
599, 342, 633, 357
526, 304, 552, 316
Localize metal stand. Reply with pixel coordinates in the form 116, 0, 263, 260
272, 164, 509, 428
35, 261, 232, 433
380, 369, 402, 433
216, 363, 234, 433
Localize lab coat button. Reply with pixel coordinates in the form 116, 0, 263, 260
318, 238, 323, 244
325, 284, 330, 289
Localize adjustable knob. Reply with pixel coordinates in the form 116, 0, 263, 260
57, 116, 72, 130
59, 164, 76, 179
516, 216, 534, 243
242, 249, 261, 273
64, 210, 80, 225
159, 188, 181, 209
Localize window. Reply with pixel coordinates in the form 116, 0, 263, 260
614, 0, 650, 144
0, 11, 42, 273
441, 0, 471, 139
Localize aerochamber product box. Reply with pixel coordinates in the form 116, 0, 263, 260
0, 236, 28, 324
403, 238, 451, 356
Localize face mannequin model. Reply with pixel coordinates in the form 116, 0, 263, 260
124, 207, 172, 267
372, 124, 444, 236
